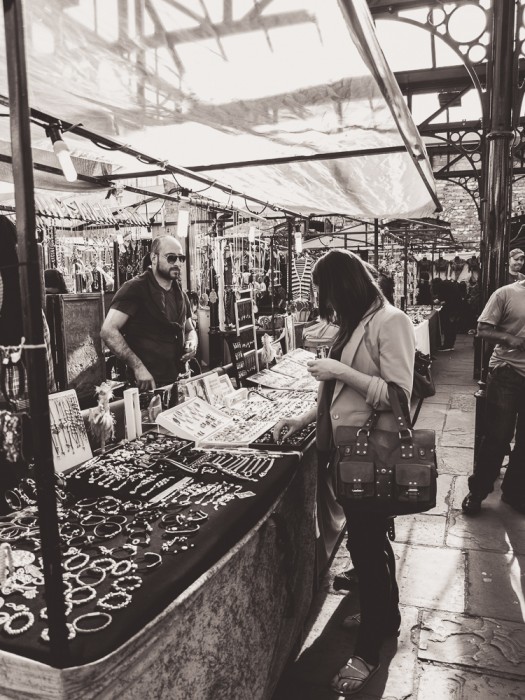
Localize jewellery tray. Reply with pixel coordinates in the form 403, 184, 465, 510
156, 396, 274, 447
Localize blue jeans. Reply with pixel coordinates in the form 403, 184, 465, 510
469, 364, 525, 499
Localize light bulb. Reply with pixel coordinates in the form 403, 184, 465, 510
177, 207, 190, 237
47, 124, 78, 182
248, 225, 256, 243
52, 139, 77, 182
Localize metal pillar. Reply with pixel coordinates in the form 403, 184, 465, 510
475, 0, 516, 458
2, 0, 69, 663
374, 218, 379, 268
287, 218, 293, 302
208, 219, 223, 369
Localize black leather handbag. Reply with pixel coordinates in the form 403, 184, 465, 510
333, 383, 437, 515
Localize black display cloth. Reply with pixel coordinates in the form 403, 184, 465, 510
0, 451, 301, 668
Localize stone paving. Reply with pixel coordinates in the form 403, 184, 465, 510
273, 335, 525, 700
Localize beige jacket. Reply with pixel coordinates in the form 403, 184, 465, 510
316, 303, 415, 451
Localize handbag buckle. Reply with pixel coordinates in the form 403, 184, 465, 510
398, 428, 413, 441
407, 486, 419, 499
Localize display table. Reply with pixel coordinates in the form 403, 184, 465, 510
413, 309, 440, 356
0, 446, 329, 700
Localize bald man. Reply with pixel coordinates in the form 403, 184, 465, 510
101, 236, 197, 390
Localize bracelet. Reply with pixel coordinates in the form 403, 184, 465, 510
129, 534, 150, 547
99, 544, 137, 561
75, 565, 106, 587
80, 514, 105, 527
111, 560, 136, 578
97, 590, 132, 610
63, 553, 89, 572
41, 623, 76, 642
92, 557, 117, 572
76, 498, 99, 510
3, 610, 34, 635
67, 585, 97, 606
93, 522, 122, 540
135, 552, 162, 572
73, 611, 112, 634
111, 574, 142, 591
106, 514, 127, 526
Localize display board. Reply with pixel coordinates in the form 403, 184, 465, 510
49, 389, 92, 472
46, 293, 106, 402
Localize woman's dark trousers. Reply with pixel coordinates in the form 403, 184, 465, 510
344, 511, 400, 666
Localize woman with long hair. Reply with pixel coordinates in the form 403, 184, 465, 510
273, 250, 415, 696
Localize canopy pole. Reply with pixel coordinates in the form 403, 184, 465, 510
475, 0, 516, 460
287, 218, 294, 302
373, 218, 379, 267
2, 0, 69, 664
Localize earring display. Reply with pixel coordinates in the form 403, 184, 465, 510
270, 356, 312, 380
247, 368, 317, 391
49, 389, 93, 473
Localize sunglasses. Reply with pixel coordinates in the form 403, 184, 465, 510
162, 253, 186, 264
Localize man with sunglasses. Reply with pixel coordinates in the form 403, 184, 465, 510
101, 235, 197, 390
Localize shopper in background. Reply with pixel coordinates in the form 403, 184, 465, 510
44, 268, 69, 294
434, 279, 462, 351
507, 248, 525, 284
272, 249, 415, 696
101, 235, 197, 390
462, 275, 525, 515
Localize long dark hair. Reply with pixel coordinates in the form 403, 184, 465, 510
312, 250, 384, 354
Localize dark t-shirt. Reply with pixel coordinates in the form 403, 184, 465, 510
110, 269, 191, 386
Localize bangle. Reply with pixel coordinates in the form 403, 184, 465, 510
67, 585, 97, 606
73, 611, 112, 634
135, 552, 162, 572
80, 514, 105, 527
76, 498, 99, 510
111, 560, 136, 578
3, 610, 34, 635
40, 623, 76, 642
75, 565, 106, 587
93, 522, 122, 540
92, 557, 117, 572
111, 574, 142, 591
106, 515, 127, 526
97, 590, 132, 610
64, 553, 89, 572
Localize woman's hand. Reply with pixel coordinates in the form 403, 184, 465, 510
272, 416, 308, 443
307, 358, 342, 382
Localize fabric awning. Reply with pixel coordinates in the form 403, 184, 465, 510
0, 0, 438, 218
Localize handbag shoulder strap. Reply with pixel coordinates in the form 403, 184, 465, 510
387, 382, 413, 432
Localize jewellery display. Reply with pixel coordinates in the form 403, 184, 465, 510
97, 590, 133, 610
48, 390, 93, 472
73, 612, 112, 634
0, 408, 301, 647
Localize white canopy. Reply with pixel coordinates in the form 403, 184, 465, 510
0, 0, 438, 218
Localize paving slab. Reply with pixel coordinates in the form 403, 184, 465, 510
319, 542, 353, 597
394, 513, 446, 547
416, 662, 525, 700
273, 603, 419, 700
427, 473, 453, 516
393, 543, 465, 612
467, 549, 525, 623
441, 409, 476, 447
446, 499, 525, 554
438, 446, 475, 475
418, 611, 525, 678
449, 393, 476, 411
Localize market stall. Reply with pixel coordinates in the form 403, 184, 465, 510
0, 0, 440, 697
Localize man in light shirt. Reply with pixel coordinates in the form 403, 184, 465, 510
462, 277, 525, 515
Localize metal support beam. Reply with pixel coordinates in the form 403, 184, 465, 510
475, 0, 516, 460
2, 0, 69, 664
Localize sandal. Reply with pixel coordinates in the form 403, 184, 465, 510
330, 656, 380, 696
